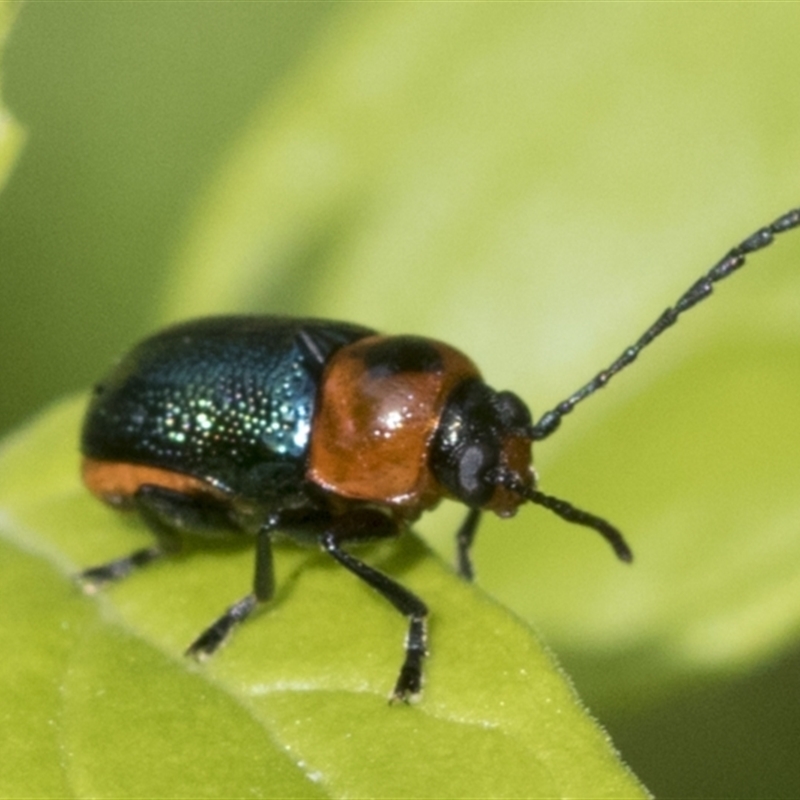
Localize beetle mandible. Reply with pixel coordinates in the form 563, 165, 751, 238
79, 207, 800, 702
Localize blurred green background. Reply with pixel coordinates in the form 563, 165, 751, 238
2, 3, 800, 797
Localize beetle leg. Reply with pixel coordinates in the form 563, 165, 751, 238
320, 514, 428, 703
184, 593, 258, 660
185, 521, 276, 660
454, 507, 482, 581
78, 483, 200, 591
78, 545, 166, 592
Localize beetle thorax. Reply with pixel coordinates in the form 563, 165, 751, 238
308, 335, 481, 512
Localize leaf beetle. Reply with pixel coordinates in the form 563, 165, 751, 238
80, 207, 800, 702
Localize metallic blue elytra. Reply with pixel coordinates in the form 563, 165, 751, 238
82, 316, 374, 498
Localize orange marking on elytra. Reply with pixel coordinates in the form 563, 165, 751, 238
81, 457, 224, 507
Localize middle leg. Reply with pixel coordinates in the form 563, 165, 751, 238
185, 517, 277, 659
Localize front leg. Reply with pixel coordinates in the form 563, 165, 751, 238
321, 509, 429, 703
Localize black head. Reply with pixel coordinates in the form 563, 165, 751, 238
430, 378, 534, 515
431, 377, 633, 562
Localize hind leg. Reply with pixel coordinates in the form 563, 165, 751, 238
79, 484, 231, 591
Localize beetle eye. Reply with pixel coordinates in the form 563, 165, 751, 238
494, 391, 531, 430
456, 444, 497, 505
430, 378, 513, 507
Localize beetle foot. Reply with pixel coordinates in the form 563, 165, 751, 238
389, 647, 425, 704
185, 593, 257, 660
76, 546, 163, 593
76, 568, 113, 595
389, 615, 427, 703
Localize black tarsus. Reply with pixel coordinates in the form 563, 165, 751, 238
530, 207, 800, 441
185, 593, 259, 659
78, 544, 166, 591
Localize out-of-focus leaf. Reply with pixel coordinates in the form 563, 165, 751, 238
0, 0, 23, 191
0, 398, 647, 798
485, 336, 800, 704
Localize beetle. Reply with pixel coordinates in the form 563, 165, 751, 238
79, 207, 800, 702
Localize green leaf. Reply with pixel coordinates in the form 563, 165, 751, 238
160, 2, 800, 707
0, 0, 24, 191
0, 398, 647, 798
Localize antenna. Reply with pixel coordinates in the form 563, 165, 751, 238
530, 207, 800, 441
